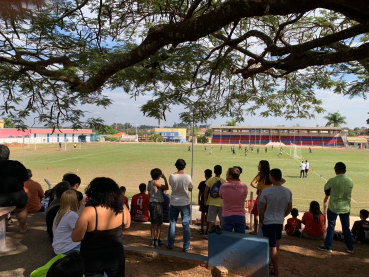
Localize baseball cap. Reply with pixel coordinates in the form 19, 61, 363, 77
334, 162, 346, 171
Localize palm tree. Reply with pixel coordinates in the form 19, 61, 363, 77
225, 119, 237, 126
324, 112, 347, 127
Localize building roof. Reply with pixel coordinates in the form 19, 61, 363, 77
347, 137, 368, 141
211, 126, 346, 131
0, 128, 95, 138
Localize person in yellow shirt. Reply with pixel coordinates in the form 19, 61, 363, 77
203, 165, 226, 239
249, 160, 273, 235
250, 160, 286, 235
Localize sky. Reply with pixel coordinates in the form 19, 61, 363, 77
64, 88, 368, 129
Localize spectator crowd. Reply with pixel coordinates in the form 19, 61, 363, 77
0, 144, 368, 277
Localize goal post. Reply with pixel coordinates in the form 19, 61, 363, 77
290, 143, 303, 160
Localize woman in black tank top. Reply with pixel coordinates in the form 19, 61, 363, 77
72, 178, 131, 277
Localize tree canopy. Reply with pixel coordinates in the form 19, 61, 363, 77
0, 0, 369, 128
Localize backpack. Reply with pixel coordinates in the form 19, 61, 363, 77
209, 180, 223, 198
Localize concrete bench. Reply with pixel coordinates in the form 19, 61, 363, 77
208, 231, 269, 277
0, 206, 16, 251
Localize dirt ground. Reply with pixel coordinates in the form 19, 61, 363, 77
1, 213, 369, 277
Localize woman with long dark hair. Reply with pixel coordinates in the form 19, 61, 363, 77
301, 201, 326, 239
249, 160, 273, 235
72, 177, 131, 276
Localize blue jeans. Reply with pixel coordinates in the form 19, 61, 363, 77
63, 244, 81, 255
221, 215, 246, 233
167, 205, 191, 250
324, 209, 353, 250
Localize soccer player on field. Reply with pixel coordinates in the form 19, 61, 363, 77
279, 147, 283, 156
131, 183, 150, 222
305, 160, 310, 178
73, 143, 77, 150
300, 161, 306, 178
245, 147, 248, 156
265, 147, 267, 153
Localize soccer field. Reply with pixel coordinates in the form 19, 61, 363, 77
8, 142, 369, 215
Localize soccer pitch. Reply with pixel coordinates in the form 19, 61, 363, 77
9, 142, 369, 215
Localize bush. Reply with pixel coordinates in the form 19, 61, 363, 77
105, 136, 119, 142
198, 135, 208, 143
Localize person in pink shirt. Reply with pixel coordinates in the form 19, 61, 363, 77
219, 167, 248, 233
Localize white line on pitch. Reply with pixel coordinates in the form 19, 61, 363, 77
48, 147, 132, 163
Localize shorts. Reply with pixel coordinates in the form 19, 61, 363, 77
149, 202, 163, 225
261, 224, 283, 247
222, 215, 246, 233
200, 201, 209, 213
251, 196, 259, 216
305, 169, 309, 173
0, 190, 28, 209
207, 205, 222, 223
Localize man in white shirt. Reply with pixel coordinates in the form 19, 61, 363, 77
305, 160, 310, 178
167, 159, 193, 252
300, 161, 306, 178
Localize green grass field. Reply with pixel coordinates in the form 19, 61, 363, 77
9, 142, 369, 215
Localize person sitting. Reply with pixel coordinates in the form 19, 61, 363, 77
24, 169, 45, 214
0, 144, 29, 234
351, 209, 369, 244
120, 186, 129, 208
46, 181, 71, 242
162, 190, 171, 223
42, 189, 52, 211
130, 183, 150, 222
52, 190, 81, 255
72, 177, 131, 277
62, 173, 83, 207
301, 201, 326, 239
285, 208, 302, 237
46, 252, 84, 277
219, 167, 248, 233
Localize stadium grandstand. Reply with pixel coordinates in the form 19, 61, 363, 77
211, 126, 348, 147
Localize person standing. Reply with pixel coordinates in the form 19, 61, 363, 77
0, 145, 29, 234
59, 142, 62, 151
309, 147, 312, 153
305, 160, 310, 178
265, 147, 267, 153
24, 169, 45, 214
198, 169, 212, 235
257, 147, 259, 154
147, 168, 169, 247
300, 161, 306, 178
219, 168, 248, 233
279, 147, 283, 156
259, 169, 292, 277
318, 162, 354, 254
245, 147, 248, 156
249, 160, 274, 235
167, 159, 193, 251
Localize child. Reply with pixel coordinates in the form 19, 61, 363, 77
198, 169, 212, 235
42, 189, 52, 211
120, 186, 129, 208
285, 208, 302, 237
148, 168, 169, 246
301, 201, 326, 239
46, 252, 84, 277
351, 209, 369, 244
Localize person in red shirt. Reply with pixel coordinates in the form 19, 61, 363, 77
302, 201, 326, 239
285, 208, 302, 237
120, 186, 129, 208
24, 169, 45, 213
130, 183, 150, 222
